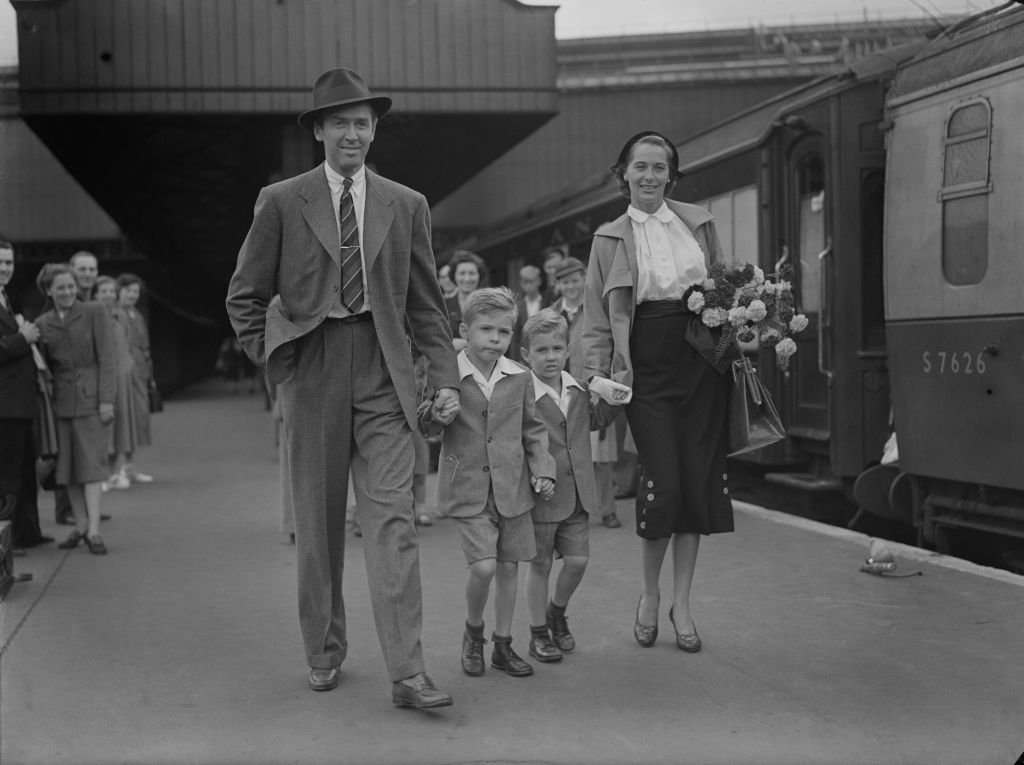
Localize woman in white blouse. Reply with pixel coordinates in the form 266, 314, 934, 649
582, 131, 735, 653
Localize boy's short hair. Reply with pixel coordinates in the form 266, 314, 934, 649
521, 308, 569, 351
462, 286, 517, 326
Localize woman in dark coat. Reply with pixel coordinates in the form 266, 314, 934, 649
442, 250, 488, 351
582, 131, 734, 653
36, 264, 116, 554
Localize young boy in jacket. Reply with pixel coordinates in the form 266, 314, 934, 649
427, 287, 557, 678
519, 309, 620, 661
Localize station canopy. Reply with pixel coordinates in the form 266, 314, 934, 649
12, 0, 558, 313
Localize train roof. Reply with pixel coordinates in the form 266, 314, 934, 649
888, 2, 1024, 104
468, 39, 929, 254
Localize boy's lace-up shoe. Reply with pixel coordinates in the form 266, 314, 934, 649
528, 625, 563, 663
462, 623, 487, 676
547, 605, 575, 652
490, 634, 533, 677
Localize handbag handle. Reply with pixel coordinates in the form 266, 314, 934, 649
732, 356, 763, 406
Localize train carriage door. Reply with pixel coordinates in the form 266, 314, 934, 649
785, 140, 830, 443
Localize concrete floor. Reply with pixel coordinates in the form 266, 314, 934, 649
2, 380, 1023, 765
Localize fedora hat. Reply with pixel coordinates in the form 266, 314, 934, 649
297, 68, 392, 130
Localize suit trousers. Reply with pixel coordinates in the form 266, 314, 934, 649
0, 418, 45, 546
279, 317, 424, 682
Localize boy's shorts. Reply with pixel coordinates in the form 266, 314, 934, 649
532, 503, 590, 563
455, 491, 536, 565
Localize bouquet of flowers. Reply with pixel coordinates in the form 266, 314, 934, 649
682, 262, 807, 371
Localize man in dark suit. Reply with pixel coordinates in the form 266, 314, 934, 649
0, 241, 51, 551
226, 69, 461, 707
508, 264, 549, 362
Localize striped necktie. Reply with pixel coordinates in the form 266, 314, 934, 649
339, 177, 364, 313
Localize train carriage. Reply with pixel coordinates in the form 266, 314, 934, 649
883, 4, 1024, 547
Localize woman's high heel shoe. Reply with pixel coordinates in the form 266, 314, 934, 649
668, 607, 702, 653
633, 596, 658, 647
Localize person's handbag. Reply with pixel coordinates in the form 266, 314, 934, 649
727, 355, 786, 457
148, 379, 163, 413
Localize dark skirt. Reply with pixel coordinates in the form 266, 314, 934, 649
625, 301, 734, 538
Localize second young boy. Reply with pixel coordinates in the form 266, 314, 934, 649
519, 309, 619, 662
428, 287, 557, 678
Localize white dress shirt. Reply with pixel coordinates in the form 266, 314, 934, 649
532, 370, 583, 417
629, 202, 707, 302
325, 161, 371, 316
524, 294, 544, 319
458, 349, 525, 401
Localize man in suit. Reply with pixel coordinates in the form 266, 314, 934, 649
508, 264, 549, 363
0, 241, 51, 551
69, 251, 99, 303
226, 69, 461, 708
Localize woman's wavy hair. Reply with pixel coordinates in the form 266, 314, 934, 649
115, 272, 145, 294
446, 250, 489, 289
36, 262, 73, 295
609, 131, 682, 199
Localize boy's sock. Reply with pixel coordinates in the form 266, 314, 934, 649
528, 624, 563, 663
547, 601, 575, 652
462, 620, 486, 677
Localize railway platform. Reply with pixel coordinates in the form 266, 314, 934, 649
2, 381, 1022, 765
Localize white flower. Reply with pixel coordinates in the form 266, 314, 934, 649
753, 266, 765, 284
686, 291, 706, 313
701, 308, 727, 328
728, 306, 748, 327
745, 300, 767, 323
762, 281, 777, 295
702, 278, 716, 290
789, 314, 809, 333
775, 337, 798, 369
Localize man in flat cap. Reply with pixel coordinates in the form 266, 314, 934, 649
227, 68, 460, 707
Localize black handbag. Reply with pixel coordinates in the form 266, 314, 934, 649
727, 356, 786, 457
148, 379, 163, 413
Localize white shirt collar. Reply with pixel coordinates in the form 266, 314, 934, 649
628, 201, 675, 224
532, 370, 583, 403
324, 162, 365, 195
457, 349, 525, 383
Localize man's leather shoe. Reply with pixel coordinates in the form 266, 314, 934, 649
308, 666, 341, 692
462, 626, 487, 676
392, 673, 453, 709
491, 635, 533, 677
601, 513, 622, 529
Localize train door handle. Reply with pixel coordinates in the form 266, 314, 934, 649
817, 239, 834, 381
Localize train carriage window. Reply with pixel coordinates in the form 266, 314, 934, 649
698, 185, 758, 265
795, 156, 825, 314
941, 100, 991, 286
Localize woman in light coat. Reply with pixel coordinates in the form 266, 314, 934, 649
116, 273, 155, 483
583, 131, 735, 653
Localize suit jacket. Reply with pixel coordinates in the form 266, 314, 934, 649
583, 199, 725, 386
225, 165, 459, 432
0, 299, 36, 419
36, 301, 116, 419
530, 378, 619, 523
433, 368, 556, 520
